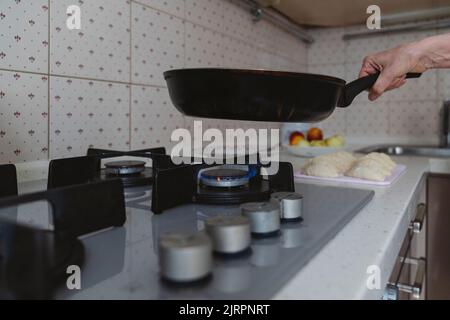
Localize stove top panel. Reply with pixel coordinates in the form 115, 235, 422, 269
49, 182, 374, 300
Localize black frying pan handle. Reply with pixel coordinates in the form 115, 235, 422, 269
339, 72, 422, 108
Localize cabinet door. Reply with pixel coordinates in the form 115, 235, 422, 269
427, 174, 450, 300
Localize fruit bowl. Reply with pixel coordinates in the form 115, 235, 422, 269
284, 145, 346, 158
286, 129, 346, 158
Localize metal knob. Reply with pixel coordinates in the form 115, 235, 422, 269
271, 192, 303, 221
205, 216, 251, 254
159, 232, 212, 282
241, 202, 280, 235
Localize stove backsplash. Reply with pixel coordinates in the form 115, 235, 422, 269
307, 22, 450, 145
0, 0, 307, 166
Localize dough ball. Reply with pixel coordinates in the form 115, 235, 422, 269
303, 162, 341, 178
355, 158, 392, 176
346, 164, 388, 182
303, 151, 356, 178
365, 153, 396, 170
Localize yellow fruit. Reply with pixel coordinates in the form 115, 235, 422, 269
326, 136, 341, 147
297, 139, 310, 147
326, 134, 346, 147
310, 140, 326, 147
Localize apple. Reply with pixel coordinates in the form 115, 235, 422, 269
289, 131, 305, 146
307, 127, 323, 141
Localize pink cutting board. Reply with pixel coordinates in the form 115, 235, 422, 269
295, 165, 407, 187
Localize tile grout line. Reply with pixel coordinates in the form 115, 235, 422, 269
0, 67, 167, 88
47, 0, 51, 160
182, 0, 188, 129
129, 0, 133, 151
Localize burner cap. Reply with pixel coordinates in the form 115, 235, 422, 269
200, 168, 250, 188
104, 160, 146, 176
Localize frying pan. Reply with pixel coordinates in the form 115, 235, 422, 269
163, 68, 421, 122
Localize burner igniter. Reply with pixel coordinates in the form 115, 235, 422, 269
104, 160, 146, 176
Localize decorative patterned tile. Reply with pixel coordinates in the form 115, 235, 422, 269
132, 3, 185, 85
50, 0, 130, 82
134, 0, 185, 17
185, 22, 223, 68
0, 71, 48, 164
271, 55, 294, 72
277, 29, 308, 65
185, 0, 224, 32
254, 50, 273, 70
387, 69, 437, 102
130, 85, 184, 150
345, 101, 390, 138
308, 63, 346, 79
221, 0, 253, 42
0, 0, 49, 73
318, 108, 347, 136
438, 69, 450, 101
308, 27, 346, 65
222, 35, 256, 69
50, 77, 130, 158
388, 101, 440, 142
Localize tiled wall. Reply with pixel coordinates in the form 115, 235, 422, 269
0, 0, 307, 164
308, 22, 450, 144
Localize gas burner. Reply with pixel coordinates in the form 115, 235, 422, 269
200, 168, 249, 188
104, 160, 146, 176
98, 166, 153, 188
151, 157, 296, 214
47, 147, 167, 190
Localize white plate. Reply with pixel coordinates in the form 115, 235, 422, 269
284, 145, 345, 158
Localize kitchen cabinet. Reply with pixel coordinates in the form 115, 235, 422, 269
386, 172, 450, 300
427, 173, 450, 299
385, 175, 427, 300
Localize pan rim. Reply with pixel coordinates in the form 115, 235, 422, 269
163, 68, 346, 85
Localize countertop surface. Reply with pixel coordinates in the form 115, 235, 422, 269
274, 149, 431, 299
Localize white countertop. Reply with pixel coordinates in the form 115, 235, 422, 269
273, 148, 432, 299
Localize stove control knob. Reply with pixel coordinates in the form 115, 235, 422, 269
205, 216, 251, 254
241, 202, 280, 236
271, 192, 303, 221
159, 232, 212, 282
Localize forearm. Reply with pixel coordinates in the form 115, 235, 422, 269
416, 33, 450, 70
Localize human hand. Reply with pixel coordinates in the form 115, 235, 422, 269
359, 42, 427, 101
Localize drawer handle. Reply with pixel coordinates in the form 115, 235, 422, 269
397, 257, 426, 299
409, 203, 426, 233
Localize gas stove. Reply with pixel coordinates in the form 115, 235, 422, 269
0, 154, 373, 299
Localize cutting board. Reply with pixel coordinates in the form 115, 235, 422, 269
295, 165, 407, 187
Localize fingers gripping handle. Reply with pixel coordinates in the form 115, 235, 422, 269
339, 72, 422, 108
